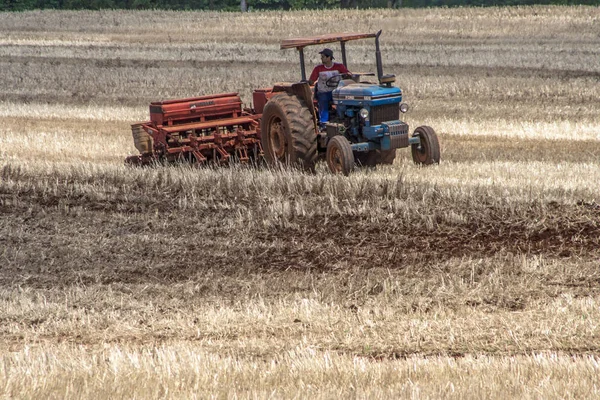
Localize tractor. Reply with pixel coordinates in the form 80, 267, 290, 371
126, 31, 440, 175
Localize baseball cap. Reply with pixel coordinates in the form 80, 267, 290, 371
319, 48, 334, 59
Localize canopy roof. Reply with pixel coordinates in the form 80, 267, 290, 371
280, 32, 377, 50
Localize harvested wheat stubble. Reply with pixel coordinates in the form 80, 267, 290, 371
1, 6, 600, 399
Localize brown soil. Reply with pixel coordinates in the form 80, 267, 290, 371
1, 188, 598, 288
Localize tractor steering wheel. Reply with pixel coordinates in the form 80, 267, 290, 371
325, 73, 350, 88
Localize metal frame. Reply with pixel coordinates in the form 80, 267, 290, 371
280, 31, 385, 84
127, 93, 263, 166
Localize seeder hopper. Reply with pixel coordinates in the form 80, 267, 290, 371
126, 92, 263, 166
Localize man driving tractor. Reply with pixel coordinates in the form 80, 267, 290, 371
308, 48, 350, 126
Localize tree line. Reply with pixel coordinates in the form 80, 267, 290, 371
2, 0, 598, 12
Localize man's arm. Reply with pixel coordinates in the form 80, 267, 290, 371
337, 63, 350, 75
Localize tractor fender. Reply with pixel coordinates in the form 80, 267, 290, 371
271, 82, 318, 132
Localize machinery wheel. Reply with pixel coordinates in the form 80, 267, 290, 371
326, 136, 354, 176
260, 93, 317, 171
411, 126, 440, 165
125, 155, 142, 166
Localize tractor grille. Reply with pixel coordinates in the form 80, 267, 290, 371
370, 103, 399, 126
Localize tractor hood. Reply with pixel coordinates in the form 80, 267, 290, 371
333, 83, 401, 102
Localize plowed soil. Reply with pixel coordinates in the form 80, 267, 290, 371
2, 182, 598, 288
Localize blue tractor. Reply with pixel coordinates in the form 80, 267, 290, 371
255, 31, 440, 175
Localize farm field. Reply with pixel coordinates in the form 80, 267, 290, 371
1, 6, 600, 398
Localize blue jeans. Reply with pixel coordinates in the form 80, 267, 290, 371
316, 91, 333, 124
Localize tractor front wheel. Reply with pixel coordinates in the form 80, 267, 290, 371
326, 136, 354, 176
260, 93, 317, 171
411, 126, 440, 165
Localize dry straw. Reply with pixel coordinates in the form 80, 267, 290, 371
1, 6, 599, 398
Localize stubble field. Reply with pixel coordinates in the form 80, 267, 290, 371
1, 6, 600, 398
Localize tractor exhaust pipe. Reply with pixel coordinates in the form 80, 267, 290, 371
375, 30, 384, 84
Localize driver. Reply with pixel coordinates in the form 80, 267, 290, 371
308, 48, 350, 126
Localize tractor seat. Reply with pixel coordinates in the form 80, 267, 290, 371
380, 74, 396, 85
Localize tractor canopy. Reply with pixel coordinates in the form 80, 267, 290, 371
279, 32, 377, 50
280, 31, 388, 84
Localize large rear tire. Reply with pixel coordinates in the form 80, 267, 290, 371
411, 126, 440, 165
260, 93, 317, 171
326, 136, 354, 176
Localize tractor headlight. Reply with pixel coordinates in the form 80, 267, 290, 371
400, 103, 409, 113
359, 108, 369, 120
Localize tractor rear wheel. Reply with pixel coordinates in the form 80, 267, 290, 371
411, 126, 440, 165
326, 136, 354, 175
260, 93, 317, 171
